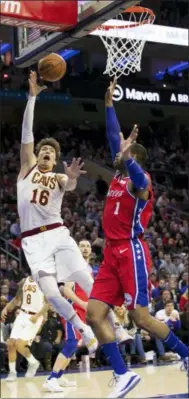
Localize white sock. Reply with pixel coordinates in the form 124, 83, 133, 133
9, 362, 16, 373
27, 354, 37, 365
70, 313, 90, 335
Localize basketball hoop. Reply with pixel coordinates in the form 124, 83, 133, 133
97, 6, 155, 78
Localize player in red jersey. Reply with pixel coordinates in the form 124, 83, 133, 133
86, 79, 188, 398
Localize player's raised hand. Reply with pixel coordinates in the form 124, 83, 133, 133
120, 124, 139, 160
29, 70, 47, 97
63, 158, 87, 180
105, 77, 117, 106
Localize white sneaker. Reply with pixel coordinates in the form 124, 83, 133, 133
6, 372, 17, 382
82, 326, 98, 354
116, 328, 134, 344
43, 378, 64, 392
60, 376, 77, 387
108, 371, 141, 398
25, 360, 40, 378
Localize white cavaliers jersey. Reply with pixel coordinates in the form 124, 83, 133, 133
22, 276, 45, 313
17, 165, 64, 232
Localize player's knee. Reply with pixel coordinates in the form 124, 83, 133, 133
7, 339, 16, 349
15, 339, 27, 349
86, 300, 105, 327
130, 307, 152, 329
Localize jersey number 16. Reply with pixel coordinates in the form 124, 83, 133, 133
31, 189, 50, 206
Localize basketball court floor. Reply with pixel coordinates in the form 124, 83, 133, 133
1, 363, 188, 399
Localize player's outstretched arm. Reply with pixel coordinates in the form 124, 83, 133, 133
119, 130, 149, 200
1, 279, 25, 321
19, 71, 47, 180
105, 78, 121, 161
59, 282, 88, 311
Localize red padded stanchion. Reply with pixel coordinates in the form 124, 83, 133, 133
0, 0, 78, 31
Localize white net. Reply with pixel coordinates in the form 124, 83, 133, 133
98, 7, 155, 78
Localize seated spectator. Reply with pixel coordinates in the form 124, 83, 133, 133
179, 288, 188, 312
8, 260, 24, 283
155, 300, 181, 361
177, 297, 189, 346
173, 255, 185, 275
1, 285, 12, 302
0, 258, 9, 280
159, 254, 179, 276
129, 330, 147, 365
154, 289, 179, 313
178, 271, 188, 292
168, 277, 179, 303
10, 235, 21, 249
156, 192, 169, 208
151, 279, 166, 301
31, 307, 64, 370
10, 218, 21, 238
149, 272, 158, 288
155, 300, 180, 328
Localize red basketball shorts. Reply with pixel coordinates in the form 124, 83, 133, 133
61, 305, 86, 341
90, 238, 152, 310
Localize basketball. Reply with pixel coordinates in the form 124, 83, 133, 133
38, 53, 67, 82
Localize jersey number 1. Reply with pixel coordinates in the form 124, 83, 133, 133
31, 189, 50, 206
114, 201, 120, 215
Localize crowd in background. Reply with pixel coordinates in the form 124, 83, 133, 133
0, 116, 188, 374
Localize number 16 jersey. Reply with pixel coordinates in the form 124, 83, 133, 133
102, 172, 153, 241
17, 165, 64, 233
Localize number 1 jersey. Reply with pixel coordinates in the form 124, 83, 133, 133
17, 165, 64, 233
102, 172, 154, 241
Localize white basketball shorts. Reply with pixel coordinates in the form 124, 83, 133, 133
10, 310, 43, 342
22, 226, 89, 282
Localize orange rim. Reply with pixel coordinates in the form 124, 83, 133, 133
98, 6, 155, 31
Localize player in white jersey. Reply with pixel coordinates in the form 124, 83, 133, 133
1, 276, 48, 381
17, 71, 96, 353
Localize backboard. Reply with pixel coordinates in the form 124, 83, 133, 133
7, 0, 138, 67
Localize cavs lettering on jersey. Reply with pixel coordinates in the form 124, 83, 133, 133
17, 165, 64, 232
22, 276, 44, 313
103, 172, 153, 240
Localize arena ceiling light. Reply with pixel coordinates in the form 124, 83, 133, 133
0, 43, 80, 62
58, 48, 80, 61
90, 21, 189, 47
156, 61, 189, 80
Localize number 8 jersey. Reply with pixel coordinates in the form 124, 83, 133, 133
102, 173, 154, 241
22, 276, 45, 313
17, 165, 64, 233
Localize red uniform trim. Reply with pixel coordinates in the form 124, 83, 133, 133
38, 168, 54, 174
21, 222, 63, 239
21, 308, 36, 315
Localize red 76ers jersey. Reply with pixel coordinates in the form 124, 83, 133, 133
102, 172, 153, 241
